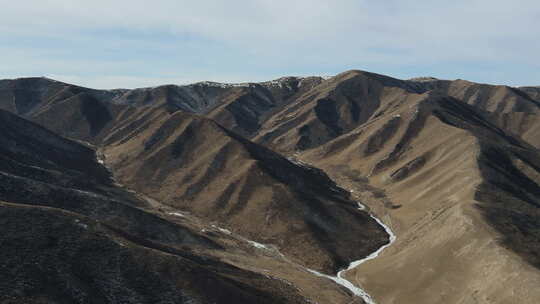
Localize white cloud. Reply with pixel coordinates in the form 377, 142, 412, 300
1, 1, 539, 87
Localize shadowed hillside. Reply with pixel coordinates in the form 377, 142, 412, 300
0, 202, 310, 304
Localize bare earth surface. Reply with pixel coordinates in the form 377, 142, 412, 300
1, 70, 540, 303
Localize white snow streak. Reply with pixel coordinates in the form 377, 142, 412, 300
309, 202, 396, 304
247, 240, 271, 250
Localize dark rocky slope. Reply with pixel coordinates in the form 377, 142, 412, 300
0, 202, 307, 304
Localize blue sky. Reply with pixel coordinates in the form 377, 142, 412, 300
1, 0, 539, 89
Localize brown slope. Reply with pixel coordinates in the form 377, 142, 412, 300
0, 109, 331, 304
29, 92, 117, 142
0, 77, 118, 116
298, 93, 540, 304
0, 77, 126, 145
0, 109, 222, 250
251, 73, 540, 154
486, 111, 540, 148
110, 83, 228, 112
100, 109, 388, 274
520, 86, 540, 102
414, 79, 540, 148
0, 77, 327, 146
0, 77, 72, 115
0, 109, 111, 189
206, 77, 325, 137
4, 74, 540, 152
201, 73, 540, 154
414, 79, 540, 113
247, 70, 427, 153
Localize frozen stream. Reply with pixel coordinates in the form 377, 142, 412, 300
308, 204, 396, 304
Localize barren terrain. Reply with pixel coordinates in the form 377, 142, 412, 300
1, 70, 540, 303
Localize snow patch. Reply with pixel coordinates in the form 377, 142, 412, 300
192, 76, 329, 90
74, 219, 88, 230
247, 240, 270, 250
218, 228, 232, 235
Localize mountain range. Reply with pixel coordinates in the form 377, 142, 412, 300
1, 70, 540, 304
